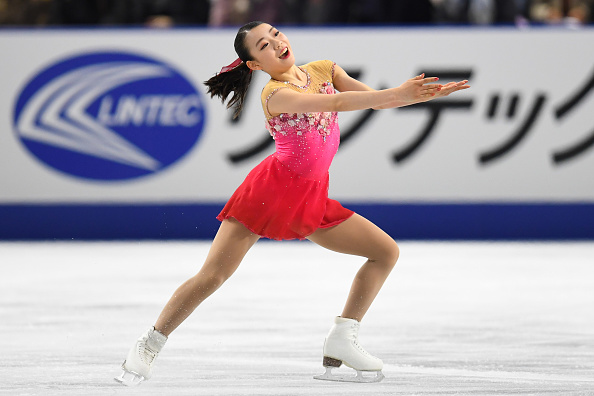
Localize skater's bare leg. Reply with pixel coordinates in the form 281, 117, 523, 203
154, 218, 260, 336
307, 213, 399, 322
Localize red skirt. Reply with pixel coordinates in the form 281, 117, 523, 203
217, 155, 353, 240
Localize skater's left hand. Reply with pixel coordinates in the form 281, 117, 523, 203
432, 80, 470, 99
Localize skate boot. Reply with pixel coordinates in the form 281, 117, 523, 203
314, 317, 384, 383
114, 327, 167, 386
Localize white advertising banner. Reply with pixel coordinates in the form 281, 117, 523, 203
1, 27, 593, 204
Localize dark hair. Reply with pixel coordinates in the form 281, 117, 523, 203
204, 21, 264, 119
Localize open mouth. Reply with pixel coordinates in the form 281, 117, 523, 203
279, 47, 290, 59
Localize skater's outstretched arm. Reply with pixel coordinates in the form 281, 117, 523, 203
267, 75, 441, 116
331, 65, 470, 110
267, 72, 469, 116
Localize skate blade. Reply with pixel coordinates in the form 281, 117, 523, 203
114, 368, 145, 386
314, 366, 385, 383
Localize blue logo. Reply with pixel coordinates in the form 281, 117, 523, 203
13, 51, 206, 181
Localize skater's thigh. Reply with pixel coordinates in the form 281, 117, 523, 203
307, 213, 399, 263
200, 218, 260, 279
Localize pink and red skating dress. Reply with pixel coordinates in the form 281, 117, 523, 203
217, 60, 354, 240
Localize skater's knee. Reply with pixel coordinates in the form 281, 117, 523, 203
194, 267, 234, 291
197, 255, 243, 290
385, 241, 400, 269
391, 241, 400, 265
211, 270, 235, 289
370, 240, 399, 271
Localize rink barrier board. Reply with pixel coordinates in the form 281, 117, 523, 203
0, 203, 592, 241
2, 28, 594, 204
2, 28, 594, 241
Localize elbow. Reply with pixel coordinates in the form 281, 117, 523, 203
332, 94, 359, 112
331, 95, 344, 112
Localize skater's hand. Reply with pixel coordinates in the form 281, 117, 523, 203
395, 74, 470, 105
396, 74, 442, 103
432, 79, 470, 99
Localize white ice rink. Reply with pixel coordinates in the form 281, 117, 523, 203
1, 240, 593, 395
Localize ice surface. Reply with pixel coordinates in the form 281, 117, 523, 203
1, 240, 593, 395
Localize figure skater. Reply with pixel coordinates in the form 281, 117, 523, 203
115, 21, 470, 385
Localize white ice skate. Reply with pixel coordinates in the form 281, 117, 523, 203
314, 317, 385, 383
114, 327, 167, 386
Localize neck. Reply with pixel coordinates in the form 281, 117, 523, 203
271, 65, 304, 85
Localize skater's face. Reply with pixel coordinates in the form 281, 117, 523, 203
244, 23, 295, 74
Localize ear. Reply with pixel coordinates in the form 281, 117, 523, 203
246, 60, 262, 71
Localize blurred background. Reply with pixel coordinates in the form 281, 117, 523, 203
1, 0, 593, 241
0, 0, 592, 27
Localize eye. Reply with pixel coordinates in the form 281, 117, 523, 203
260, 43, 268, 50
275, 31, 280, 36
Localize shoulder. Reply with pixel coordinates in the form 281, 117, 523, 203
260, 79, 292, 119
303, 60, 336, 79
261, 79, 289, 102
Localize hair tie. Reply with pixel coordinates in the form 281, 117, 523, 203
219, 57, 252, 74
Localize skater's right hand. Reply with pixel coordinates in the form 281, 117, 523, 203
395, 73, 442, 103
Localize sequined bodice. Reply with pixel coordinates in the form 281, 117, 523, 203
261, 61, 339, 181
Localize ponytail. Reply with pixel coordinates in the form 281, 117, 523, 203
204, 62, 253, 120
203, 21, 264, 120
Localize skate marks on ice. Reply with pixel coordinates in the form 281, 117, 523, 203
384, 364, 594, 385
0, 241, 593, 395
114, 367, 145, 386
313, 366, 385, 383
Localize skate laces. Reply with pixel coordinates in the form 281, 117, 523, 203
349, 322, 372, 357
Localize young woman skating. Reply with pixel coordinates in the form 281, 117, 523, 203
116, 21, 469, 385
